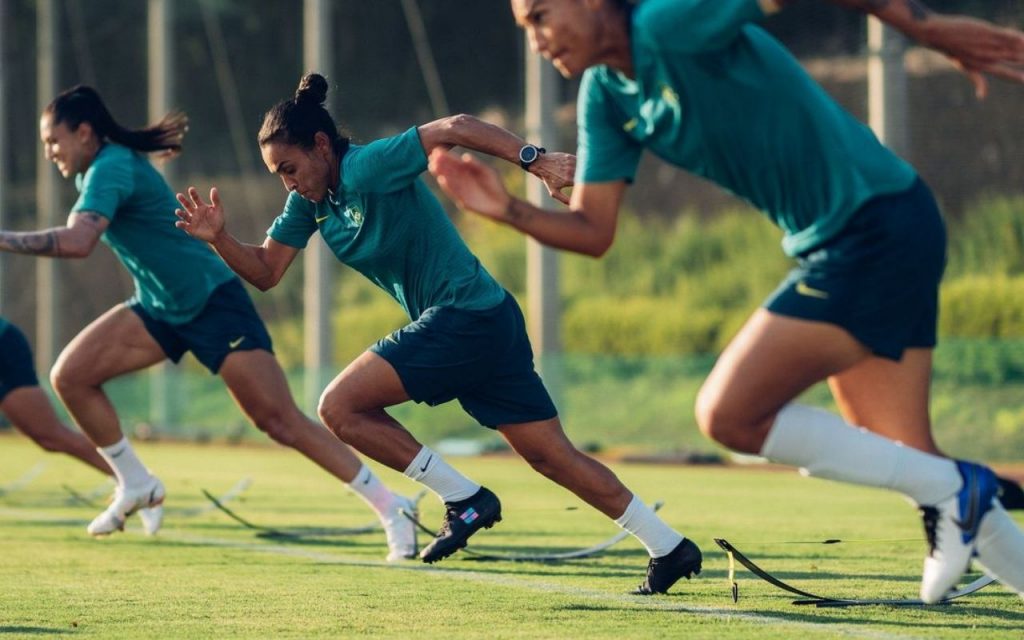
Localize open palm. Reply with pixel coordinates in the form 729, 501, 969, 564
175, 186, 225, 243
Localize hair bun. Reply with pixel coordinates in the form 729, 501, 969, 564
295, 73, 328, 105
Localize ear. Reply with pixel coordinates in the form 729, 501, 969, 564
75, 121, 96, 143
313, 131, 333, 156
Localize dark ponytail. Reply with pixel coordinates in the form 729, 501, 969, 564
258, 73, 349, 156
44, 85, 187, 155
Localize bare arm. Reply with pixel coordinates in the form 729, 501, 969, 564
418, 114, 575, 205
0, 212, 107, 258
428, 149, 625, 257
774, 0, 1024, 97
175, 187, 299, 291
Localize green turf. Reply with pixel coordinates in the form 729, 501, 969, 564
0, 435, 1021, 638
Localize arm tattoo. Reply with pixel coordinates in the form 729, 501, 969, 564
0, 229, 62, 256
505, 198, 533, 225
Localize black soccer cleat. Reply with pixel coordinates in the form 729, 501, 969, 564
419, 486, 502, 564
635, 538, 703, 595
997, 475, 1024, 511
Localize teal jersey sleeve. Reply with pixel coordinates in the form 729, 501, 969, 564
267, 192, 319, 249
72, 146, 134, 220
341, 127, 427, 194
635, 0, 767, 53
576, 69, 644, 184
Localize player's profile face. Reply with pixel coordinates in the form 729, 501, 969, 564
512, 0, 603, 78
261, 141, 333, 204
39, 114, 92, 178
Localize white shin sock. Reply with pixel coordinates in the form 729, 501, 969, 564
760, 404, 960, 506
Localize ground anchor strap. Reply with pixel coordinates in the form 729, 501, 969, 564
400, 500, 664, 562
714, 537, 995, 607
203, 487, 426, 539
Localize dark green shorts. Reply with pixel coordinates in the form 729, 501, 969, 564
0, 323, 39, 402
130, 279, 273, 374
371, 292, 557, 428
765, 178, 946, 361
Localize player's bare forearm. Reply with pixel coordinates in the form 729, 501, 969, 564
0, 229, 63, 257
420, 114, 527, 168
209, 232, 279, 291
503, 198, 611, 257
0, 213, 103, 258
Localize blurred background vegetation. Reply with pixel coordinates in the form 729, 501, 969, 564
2, 1, 1024, 461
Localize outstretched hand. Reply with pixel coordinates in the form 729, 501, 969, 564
428, 149, 513, 221
175, 186, 226, 243
919, 14, 1024, 99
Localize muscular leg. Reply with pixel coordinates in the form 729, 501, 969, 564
1, 386, 112, 475
696, 309, 868, 453
50, 305, 167, 447
498, 419, 631, 518
828, 348, 940, 453
317, 351, 424, 471
830, 349, 1024, 509
218, 349, 364, 482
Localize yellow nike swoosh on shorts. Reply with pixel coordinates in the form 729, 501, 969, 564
229, 336, 246, 349
315, 215, 330, 224
795, 282, 830, 300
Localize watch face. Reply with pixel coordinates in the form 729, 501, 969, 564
520, 145, 538, 164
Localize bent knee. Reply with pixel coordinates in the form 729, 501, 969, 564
316, 389, 357, 441
696, 389, 746, 450
251, 411, 299, 447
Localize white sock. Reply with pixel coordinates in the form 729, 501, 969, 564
97, 437, 151, 490
614, 494, 685, 558
347, 464, 397, 517
976, 501, 1024, 597
402, 446, 479, 503
760, 404, 960, 506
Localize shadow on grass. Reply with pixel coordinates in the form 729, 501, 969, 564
0, 627, 71, 635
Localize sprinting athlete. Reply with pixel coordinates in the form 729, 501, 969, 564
428, 0, 1024, 602
175, 72, 701, 595
0, 316, 112, 476
0, 85, 415, 560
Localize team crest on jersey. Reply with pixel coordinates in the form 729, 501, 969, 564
659, 83, 679, 107
343, 205, 364, 227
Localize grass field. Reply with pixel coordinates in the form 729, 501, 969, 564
1, 435, 1022, 639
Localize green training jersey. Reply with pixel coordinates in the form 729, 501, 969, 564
577, 0, 918, 256
267, 127, 506, 320
73, 144, 236, 323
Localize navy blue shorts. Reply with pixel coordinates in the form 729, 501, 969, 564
371, 292, 558, 429
130, 279, 274, 374
765, 178, 946, 360
0, 323, 40, 402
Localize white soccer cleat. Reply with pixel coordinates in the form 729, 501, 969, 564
383, 495, 418, 562
137, 504, 165, 536
975, 499, 1024, 600
87, 476, 166, 537
919, 461, 999, 603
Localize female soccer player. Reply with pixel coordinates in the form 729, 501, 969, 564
0, 85, 415, 560
0, 316, 112, 476
427, 0, 1024, 602
175, 73, 699, 595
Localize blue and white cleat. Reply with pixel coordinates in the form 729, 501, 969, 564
919, 461, 998, 603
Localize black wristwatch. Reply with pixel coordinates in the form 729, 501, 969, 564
518, 143, 546, 170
